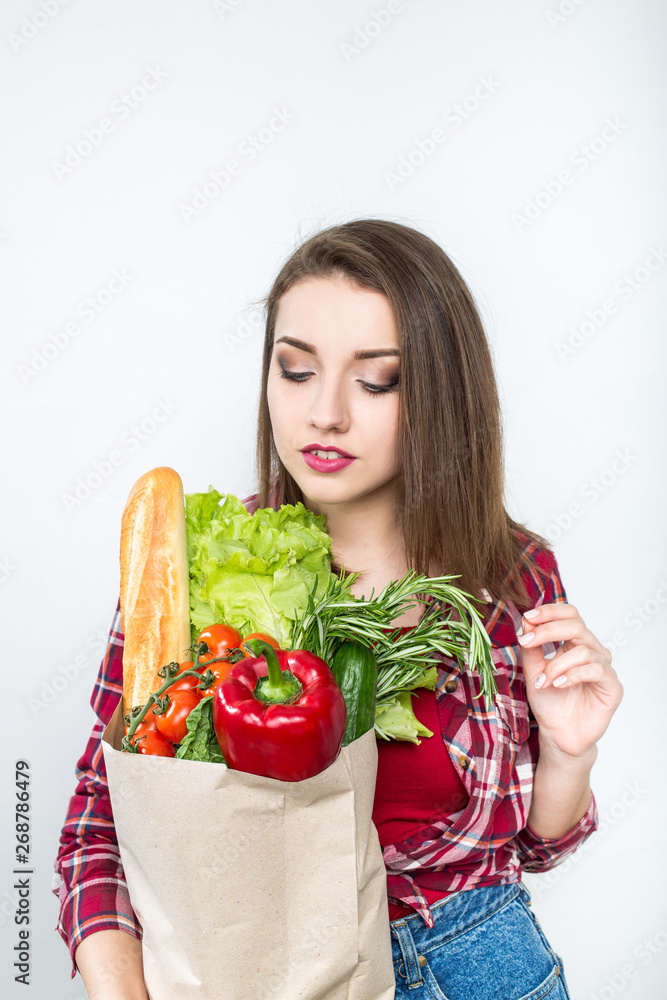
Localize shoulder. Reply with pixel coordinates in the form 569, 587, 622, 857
240, 482, 281, 514
240, 492, 267, 514
507, 527, 564, 608
241, 492, 259, 514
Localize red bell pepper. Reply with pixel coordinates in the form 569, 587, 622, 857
212, 638, 346, 782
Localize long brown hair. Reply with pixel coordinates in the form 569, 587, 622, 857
254, 218, 551, 610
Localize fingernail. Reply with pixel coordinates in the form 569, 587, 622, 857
524, 609, 539, 620
518, 632, 534, 645
534, 672, 546, 689
553, 675, 567, 687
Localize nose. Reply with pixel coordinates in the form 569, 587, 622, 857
307, 373, 350, 433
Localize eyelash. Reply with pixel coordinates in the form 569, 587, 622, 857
278, 367, 399, 396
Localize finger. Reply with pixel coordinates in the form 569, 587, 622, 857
518, 637, 549, 682
523, 603, 581, 624
543, 663, 616, 693
518, 618, 592, 649
536, 647, 606, 689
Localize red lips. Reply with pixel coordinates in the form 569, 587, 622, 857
301, 442, 356, 458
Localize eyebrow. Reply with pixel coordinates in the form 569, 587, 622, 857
274, 336, 399, 360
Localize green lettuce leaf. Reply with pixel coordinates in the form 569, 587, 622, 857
374, 665, 438, 742
404, 665, 437, 692
374, 691, 435, 744
175, 697, 225, 764
185, 488, 333, 647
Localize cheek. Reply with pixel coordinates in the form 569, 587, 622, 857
267, 376, 299, 450
362, 398, 399, 466
266, 377, 284, 430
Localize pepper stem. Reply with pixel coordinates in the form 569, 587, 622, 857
244, 638, 302, 705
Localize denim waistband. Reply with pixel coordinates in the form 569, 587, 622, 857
390, 881, 525, 974
388, 881, 569, 998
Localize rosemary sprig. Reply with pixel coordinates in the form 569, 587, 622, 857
290, 567, 497, 712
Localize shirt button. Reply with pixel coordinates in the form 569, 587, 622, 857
458, 755, 469, 769
444, 679, 458, 693
417, 955, 427, 967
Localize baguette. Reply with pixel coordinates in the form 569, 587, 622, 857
119, 466, 191, 717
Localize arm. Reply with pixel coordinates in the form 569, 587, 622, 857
526, 735, 596, 840
75, 930, 148, 1000
511, 711, 600, 869
53, 603, 145, 986
512, 551, 622, 862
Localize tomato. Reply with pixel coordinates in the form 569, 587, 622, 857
152, 690, 200, 744
167, 661, 202, 696
124, 713, 158, 738
131, 729, 176, 757
241, 632, 280, 657
196, 659, 235, 695
196, 624, 242, 663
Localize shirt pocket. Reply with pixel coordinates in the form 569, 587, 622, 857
494, 691, 531, 748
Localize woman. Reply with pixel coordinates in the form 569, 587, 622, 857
54, 219, 623, 999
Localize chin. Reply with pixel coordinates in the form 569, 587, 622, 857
306, 479, 393, 509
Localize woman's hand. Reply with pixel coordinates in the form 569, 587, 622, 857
518, 602, 624, 759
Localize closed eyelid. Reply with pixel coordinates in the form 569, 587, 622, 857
277, 371, 399, 400
275, 351, 398, 377
275, 354, 313, 374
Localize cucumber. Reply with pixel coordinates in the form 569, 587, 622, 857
330, 639, 378, 747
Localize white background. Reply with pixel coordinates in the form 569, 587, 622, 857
1, 1, 666, 997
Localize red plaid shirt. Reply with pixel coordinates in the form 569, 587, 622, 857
53, 494, 598, 975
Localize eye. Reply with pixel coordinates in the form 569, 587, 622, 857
277, 361, 399, 396
278, 367, 311, 384
358, 376, 399, 396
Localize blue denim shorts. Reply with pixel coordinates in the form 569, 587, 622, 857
390, 881, 571, 1000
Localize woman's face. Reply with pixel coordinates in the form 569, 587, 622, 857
267, 275, 401, 510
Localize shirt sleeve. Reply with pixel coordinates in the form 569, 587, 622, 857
512, 546, 600, 870
513, 787, 599, 871
52, 602, 142, 978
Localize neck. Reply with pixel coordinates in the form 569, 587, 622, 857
304, 484, 404, 583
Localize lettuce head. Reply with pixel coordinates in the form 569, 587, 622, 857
185, 488, 333, 647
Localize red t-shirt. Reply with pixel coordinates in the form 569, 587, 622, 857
372, 626, 470, 920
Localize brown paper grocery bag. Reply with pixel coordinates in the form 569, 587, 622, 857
102, 704, 395, 1000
